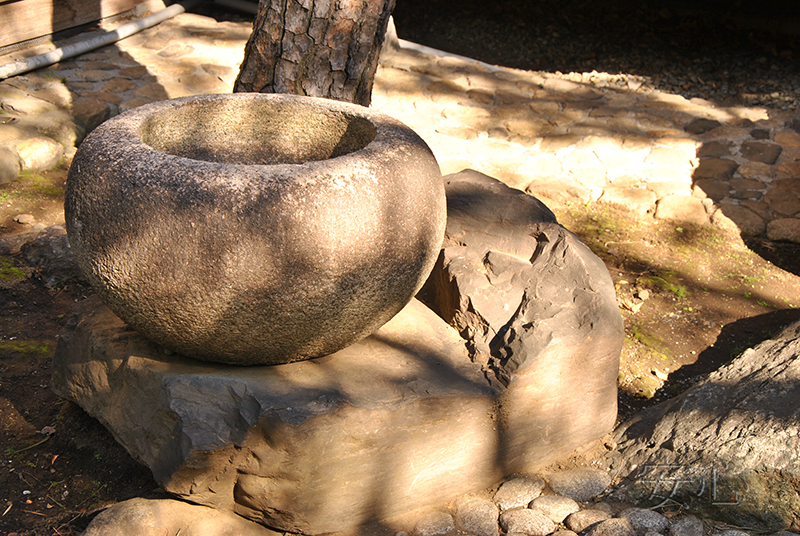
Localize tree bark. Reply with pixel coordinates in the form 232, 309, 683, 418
234, 0, 396, 107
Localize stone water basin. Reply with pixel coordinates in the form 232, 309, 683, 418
65, 93, 446, 365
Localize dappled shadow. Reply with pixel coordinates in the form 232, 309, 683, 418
392, 0, 800, 109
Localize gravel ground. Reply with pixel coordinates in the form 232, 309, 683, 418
392, 0, 800, 111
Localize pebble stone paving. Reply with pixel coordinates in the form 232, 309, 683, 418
1, 6, 800, 536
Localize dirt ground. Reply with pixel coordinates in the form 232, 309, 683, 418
2, 160, 800, 535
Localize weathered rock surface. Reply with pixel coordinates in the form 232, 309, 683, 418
547, 468, 613, 503
419, 169, 623, 474
81, 498, 280, 536
565, 509, 611, 532
499, 508, 556, 536
454, 496, 500, 536
529, 494, 580, 523
53, 297, 501, 534
611, 320, 800, 532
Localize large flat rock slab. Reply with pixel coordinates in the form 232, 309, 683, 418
53, 297, 501, 534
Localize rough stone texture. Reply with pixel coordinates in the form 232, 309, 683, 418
684, 118, 722, 134
547, 469, 612, 502
613, 320, 800, 532
693, 158, 739, 180
413, 511, 454, 536
585, 518, 636, 536
711, 204, 766, 237
529, 494, 580, 523
19, 225, 83, 288
419, 170, 622, 472
764, 179, 800, 217
454, 496, 500, 536
65, 93, 446, 365
669, 516, 704, 536
618, 507, 670, 534
654, 194, 709, 225
499, 509, 557, 536
71, 98, 112, 133
526, 177, 594, 205
692, 178, 731, 201
767, 218, 800, 243
0, 147, 20, 184
14, 136, 63, 171
52, 296, 506, 534
565, 509, 611, 533
81, 498, 280, 536
599, 186, 656, 215
740, 140, 783, 164
493, 477, 547, 511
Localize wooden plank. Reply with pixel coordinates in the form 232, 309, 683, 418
0, 0, 146, 48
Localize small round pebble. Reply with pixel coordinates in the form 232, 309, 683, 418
413, 511, 454, 536
547, 469, 612, 502
455, 496, 499, 536
670, 516, 704, 536
565, 509, 612, 533
585, 518, 637, 536
620, 507, 670, 534
493, 476, 546, 511
499, 508, 556, 536
529, 494, 580, 523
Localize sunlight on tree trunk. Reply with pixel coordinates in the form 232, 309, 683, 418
234, 0, 396, 106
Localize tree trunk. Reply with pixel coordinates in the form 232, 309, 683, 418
234, 0, 396, 107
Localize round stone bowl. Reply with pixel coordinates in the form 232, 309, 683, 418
65, 93, 445, 366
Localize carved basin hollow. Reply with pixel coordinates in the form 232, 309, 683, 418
65, 93, 446, 365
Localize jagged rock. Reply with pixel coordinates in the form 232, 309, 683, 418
419, 170, 622, 473
612, 320, 800, 532
81, 497, 280, 536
